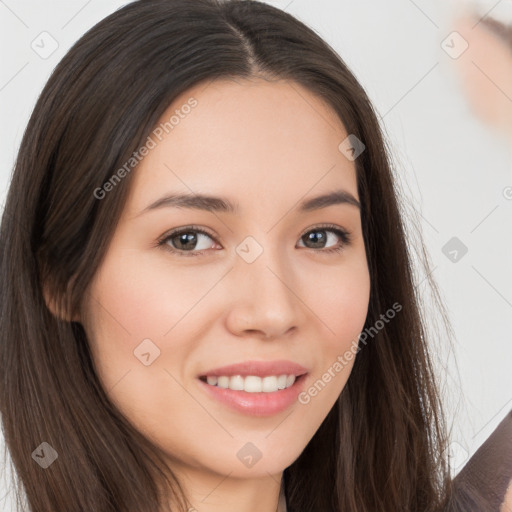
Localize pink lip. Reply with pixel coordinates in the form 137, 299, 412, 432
198, 359, 309, 378
197, 373, 308, 416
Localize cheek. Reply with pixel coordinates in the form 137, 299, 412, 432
82, 245, 233, 404
82, 252, 200, 434
84, 246, 217, 345
325, 274, 370, 337
306, 252, 371, 349
289, 260, 370, 448
81, 249, 171, 388
299, 254, 370, 400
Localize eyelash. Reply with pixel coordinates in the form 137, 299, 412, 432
155, 223, 352, 258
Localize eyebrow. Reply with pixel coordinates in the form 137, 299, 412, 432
138, 189, 361, 216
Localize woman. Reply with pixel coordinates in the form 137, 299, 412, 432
0, 0, 509, 510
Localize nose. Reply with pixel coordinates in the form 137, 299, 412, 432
224, 245, 301, 340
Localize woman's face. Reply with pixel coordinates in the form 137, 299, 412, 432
81, 78, 370, 486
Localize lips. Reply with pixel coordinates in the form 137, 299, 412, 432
197, 359, 309, 379
196, 360, 310, 416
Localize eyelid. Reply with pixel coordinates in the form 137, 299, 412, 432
298, 222, 345, 239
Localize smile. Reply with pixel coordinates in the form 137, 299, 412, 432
200, 374, 297, 393
197, 373, 308, 416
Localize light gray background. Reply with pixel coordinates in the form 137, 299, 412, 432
1, 0, 511, 509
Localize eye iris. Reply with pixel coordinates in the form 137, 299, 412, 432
305, 230, 326, 248
174, 232, 197, 250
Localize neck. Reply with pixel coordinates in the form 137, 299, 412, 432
163, 466, 285, 512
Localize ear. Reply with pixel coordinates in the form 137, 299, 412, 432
42, 281, 81, 323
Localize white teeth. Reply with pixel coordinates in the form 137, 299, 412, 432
243, 376, 261, 392
203, 374, 297, 392
230, 375, 244, 391
262, 376, 277, 392
217, 376, 230, 389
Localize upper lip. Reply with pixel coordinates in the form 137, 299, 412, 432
198, 360, 309, 378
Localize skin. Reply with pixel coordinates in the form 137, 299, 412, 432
78, 78, 371, 512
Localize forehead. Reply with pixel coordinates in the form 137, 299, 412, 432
125, 77, 358, 216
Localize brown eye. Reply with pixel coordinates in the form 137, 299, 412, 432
297, 226, 352, 254
157, 226, 218, 257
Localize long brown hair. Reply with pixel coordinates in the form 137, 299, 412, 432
0, 0, 457, 510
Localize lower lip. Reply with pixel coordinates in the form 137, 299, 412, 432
197, 374, 308, 417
